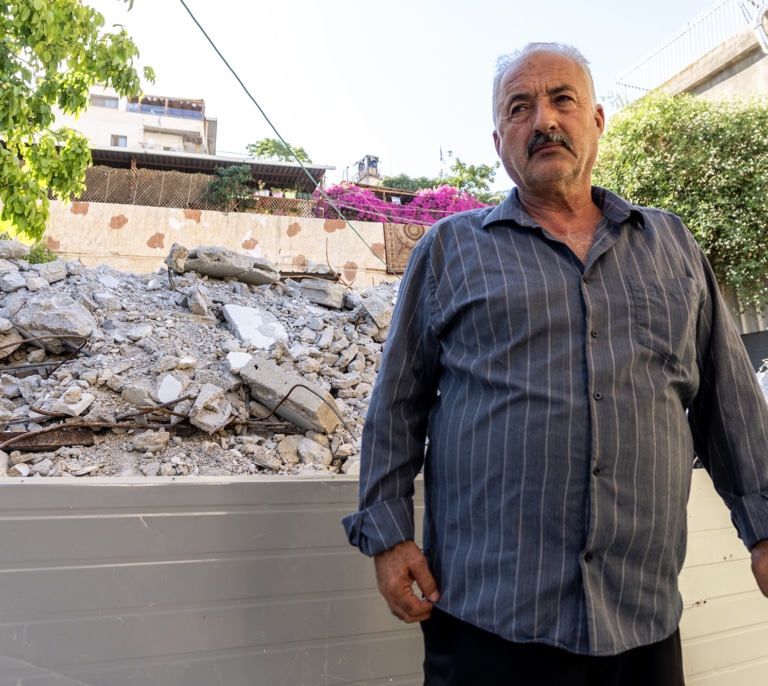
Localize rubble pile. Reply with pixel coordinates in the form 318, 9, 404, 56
0, 240, 397, 479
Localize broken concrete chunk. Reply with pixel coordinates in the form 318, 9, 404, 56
300, 280, 346, 309
51, 390, 94, 417
360, 293, 393, 329
9, 290, 98, 353
126, 323, 153, 341
240, 356, 341, 433
165, 243, 190, 274
0, 374, 20, 398
93, 292, 123, 311
38, 260, 67, 284
336, 343, 360, 370
184, 246, 279, 285
25, 275, 49, 292
298, 437, 333, 468
156, 374, 186, 404
122, 383, 154, 408
315, 326, 335, 350
27, 348, 46, 364
187, 288, 209, 316
0, 259, 19, 277
222, 304, 288, 350
131, 429, 171, 453
0, 329, 24, 360
188, 382, 233, 433
0, 239, 30, 260
341, 455, 361, 475
226, 351, 253, 373
277, 434, 302, 467
194, 368, 240, 393
1, 271, 27, 293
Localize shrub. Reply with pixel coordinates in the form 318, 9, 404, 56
593, 90, 768, 309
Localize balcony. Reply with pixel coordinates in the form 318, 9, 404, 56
127, 96, 205, 121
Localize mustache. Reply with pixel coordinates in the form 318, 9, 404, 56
527, 131, 574, 158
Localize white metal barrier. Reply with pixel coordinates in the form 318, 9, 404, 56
612, 0, 759, 104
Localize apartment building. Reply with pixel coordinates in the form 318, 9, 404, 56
54, 85, 217, 155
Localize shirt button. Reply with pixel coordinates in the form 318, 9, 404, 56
583, 277, 590, 284
591, 330, 599, 338
593, 467, 601, 476
584, 553, 593, 563
593, 392, 603, 400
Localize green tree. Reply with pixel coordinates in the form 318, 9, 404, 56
593, 90, 768, 309
203, 164, 254, 213
0, 0, 154, 240
380, 173, 437, 192
246, 137, 312, 163
382, 155, 506, 204
442, 156, 501, 203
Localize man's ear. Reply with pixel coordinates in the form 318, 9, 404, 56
493, 129, 501, 156
594, 104, 606, 135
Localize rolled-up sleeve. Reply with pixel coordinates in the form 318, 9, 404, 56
688, 247, 768, 550
342, 238, 440, 557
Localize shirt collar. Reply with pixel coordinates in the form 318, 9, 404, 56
481, 186, 646, 230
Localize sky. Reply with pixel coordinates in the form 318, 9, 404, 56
84, 0, 733, 190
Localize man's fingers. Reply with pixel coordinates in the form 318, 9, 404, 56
410, 553, 440, 603
374, 541, 440, 622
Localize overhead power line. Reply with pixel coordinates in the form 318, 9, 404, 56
176, 0, 397, 277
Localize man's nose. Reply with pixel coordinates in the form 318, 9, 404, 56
532, 102, 558, 132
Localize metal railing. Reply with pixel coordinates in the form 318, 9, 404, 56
612, 0, 760, 105
126, 103, 204, 120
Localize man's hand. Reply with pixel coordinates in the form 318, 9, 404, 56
374, 540, 440, 623
751, 539, 768, 596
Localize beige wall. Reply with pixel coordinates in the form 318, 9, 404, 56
53, 87, 207, 153
47, 200, 393, 287
664, 27, 768, 100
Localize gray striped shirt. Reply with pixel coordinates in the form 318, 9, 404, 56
343, 187, 768, 655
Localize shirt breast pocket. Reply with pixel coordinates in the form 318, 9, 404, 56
628, 275, 699, 366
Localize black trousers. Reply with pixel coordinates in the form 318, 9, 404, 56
421, 608, 685, 686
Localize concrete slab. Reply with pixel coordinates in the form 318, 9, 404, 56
239, 356, 341, 433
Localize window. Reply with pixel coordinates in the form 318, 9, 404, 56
110, 135, 127, 148
91, 95, 118, 109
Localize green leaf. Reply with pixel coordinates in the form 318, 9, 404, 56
594, 91, 768, 311
0, 0, 152, 240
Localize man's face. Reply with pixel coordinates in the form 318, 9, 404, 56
492, 52, 605, 195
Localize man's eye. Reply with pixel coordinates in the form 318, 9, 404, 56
510, 104, 526, 115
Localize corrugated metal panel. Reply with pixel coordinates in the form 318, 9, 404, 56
0, 477, 424, 686
0, 471, 766, 685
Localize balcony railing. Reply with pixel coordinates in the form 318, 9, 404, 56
612, 0, 758, 105
126, 102, 204, 120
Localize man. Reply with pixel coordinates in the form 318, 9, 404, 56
343, 42, 768, 685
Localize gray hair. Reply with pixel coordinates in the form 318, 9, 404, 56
492, 43, 596, 129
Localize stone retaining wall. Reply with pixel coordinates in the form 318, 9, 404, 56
47, 200, 393, 286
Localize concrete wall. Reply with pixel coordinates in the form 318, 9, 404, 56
47, 200, 393, 287
0, 470, 765, 685
664, 26, 768, 100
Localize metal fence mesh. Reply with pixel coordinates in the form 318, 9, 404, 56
75, 167, 318, 218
